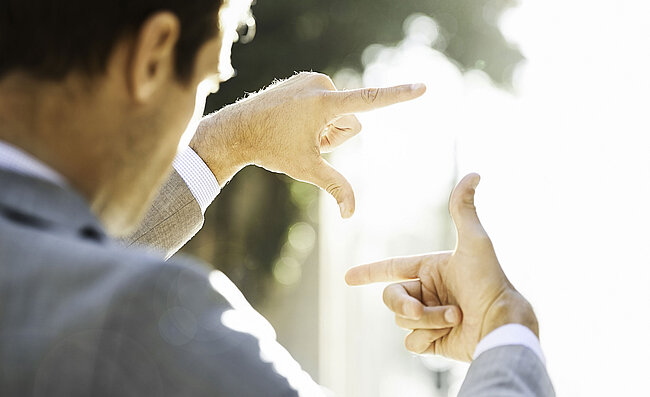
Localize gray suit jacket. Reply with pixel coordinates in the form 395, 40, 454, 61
123, 169, 205, 259
0, 168, 554, 396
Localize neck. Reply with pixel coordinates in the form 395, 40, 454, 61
0, 73, 167, 236
0, 74, 107, 189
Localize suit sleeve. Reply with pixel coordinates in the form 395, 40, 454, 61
458, 345, 555, 397
121, 169, 205, 259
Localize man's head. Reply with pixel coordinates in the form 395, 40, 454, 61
0, 0, 249, 236
0, 1, 224, 82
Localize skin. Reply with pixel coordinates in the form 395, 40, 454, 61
191, 73, 426, 218
345, 173, 539, 362
0, 9, 425, 237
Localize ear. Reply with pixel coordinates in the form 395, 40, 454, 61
128, 12, 180, 103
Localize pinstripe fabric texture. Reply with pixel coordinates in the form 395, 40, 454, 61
460, 345, 555, 397
123, 169, 204, 260
0, 169, 309, 397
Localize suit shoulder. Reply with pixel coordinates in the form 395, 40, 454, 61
0, 211, 217, 310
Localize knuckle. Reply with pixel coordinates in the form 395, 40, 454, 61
387, 258, 399, 281
404, 334, 417, 352
321, 134, 332, 149
462, 190, 476, 207
405, 333, 427, 355
382, 286, 393, 307
452, 198, 472, 214
307, 72, 335, 89
361, 88, 380, 104
325, 182, 342, 200
296, 71, 315, 79
395, 316, 413, 330
353, 119, 363, 132
382, 285, 396, 306
306, 90, 333, 113
477, 233, 494, 249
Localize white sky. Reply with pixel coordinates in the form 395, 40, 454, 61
321, 1, 650, 395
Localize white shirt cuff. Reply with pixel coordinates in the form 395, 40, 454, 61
172, 147, 221, 213
473, 323, 546, 365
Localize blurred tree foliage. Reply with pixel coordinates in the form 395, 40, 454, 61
181, 0, 523, 304
208, 0, 522, 111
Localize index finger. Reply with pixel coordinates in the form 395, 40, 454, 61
345, 256, 422, 286
345, 252, 450, 286
326, 83, 426, 114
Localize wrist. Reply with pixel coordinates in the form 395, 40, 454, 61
480, 288, 539, 341
189, 107, 251, 186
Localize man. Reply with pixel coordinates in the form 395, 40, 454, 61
0, 1, 553, 397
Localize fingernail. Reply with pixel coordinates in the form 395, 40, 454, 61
410, 83, 425, 91
445, 308, 458, 324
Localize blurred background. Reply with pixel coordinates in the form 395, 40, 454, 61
179, 0, 650, 396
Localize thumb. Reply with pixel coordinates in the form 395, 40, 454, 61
308, 158, 355, 218
449, 173, 490, 248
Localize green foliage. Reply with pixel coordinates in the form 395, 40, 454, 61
207, 0, 523, 113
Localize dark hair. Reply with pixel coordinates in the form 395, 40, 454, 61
0, 0, 224, 82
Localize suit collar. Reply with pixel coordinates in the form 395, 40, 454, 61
0, 169, 106, 242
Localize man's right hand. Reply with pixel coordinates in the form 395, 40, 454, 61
190, 72, 425, 219
345, 173, 539, 362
